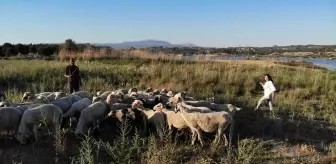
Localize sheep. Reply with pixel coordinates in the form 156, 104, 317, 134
115, 88, 128, 95
50, 95, 81, 113
74, 94, 120, 136
153, 103, 188, 131
109, 103, 132, 111
16, 103, 44, 114
173, 92, 195, 101
149, 89, 160, 96
33, 95, 50, 104
15, 104, 63, 144
121, 92, 138, 104
63, 98, 92, 119
92, 91, 113, 103
71, 91, 92, 100
0, 107, 22, 136
132, 100, 166, 139
97, 109, 137, 141
21, 92, 53, 102
167, 91, 174, 97
0, 99, 10, 107
174, 100, 233, 147
153, 94, 170, 105
128, 88, 138, 94
46, 92, 66, 101
183, 100, 242, 115
74, 102, 109, 136
166, 97, 212, 113
160, 88, 168, 94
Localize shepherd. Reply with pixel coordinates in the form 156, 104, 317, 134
64, 58, 82, 93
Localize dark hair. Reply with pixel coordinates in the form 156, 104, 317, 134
264, 73, 273, 82
70, 58, 75, 62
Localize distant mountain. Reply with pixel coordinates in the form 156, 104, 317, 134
95, 40, 200, 48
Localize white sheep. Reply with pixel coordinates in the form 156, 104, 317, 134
63, 98, 92, 118
0, 107, 22, 136
16, 103, 44, 114
92, 91, 112, 103
46, 92, 66, 101
15, 104, 63, 144
132, 100, 166, 139
74, 94, 120, 136
74, 102, 109, 136
184, 100, 242, 115
0, 99, 10, 107
71, 91, 92, 100
21, 92, 53, 102
109, 103, 132, 111
167, 97, 212, 113
153, 103, 188, 131
174, 101, 233, 147
50, 94, 81, 113
128, 88, 138, 94
120, 92, 138, 104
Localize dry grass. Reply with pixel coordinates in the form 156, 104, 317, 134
0, 57, 335, 164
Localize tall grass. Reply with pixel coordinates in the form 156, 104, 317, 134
1, 58, 335, 163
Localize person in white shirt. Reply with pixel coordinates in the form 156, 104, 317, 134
255, 74, 276, 111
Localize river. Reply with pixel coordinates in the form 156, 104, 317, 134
177, 55, 336, 71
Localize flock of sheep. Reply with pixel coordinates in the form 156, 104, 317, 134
0, 88, 242, 147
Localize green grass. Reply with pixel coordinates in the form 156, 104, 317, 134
1, 58, 336, 164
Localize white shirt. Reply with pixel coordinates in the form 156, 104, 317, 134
262, 81, 276, 97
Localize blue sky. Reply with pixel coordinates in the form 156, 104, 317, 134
0, 0, 335, 47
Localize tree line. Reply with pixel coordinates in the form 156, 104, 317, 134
0, 39, 109, 57
1, 39, 335, 57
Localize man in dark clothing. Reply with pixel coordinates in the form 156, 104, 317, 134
64, 58, 81, 93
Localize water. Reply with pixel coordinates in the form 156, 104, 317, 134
177, 55, 336, 71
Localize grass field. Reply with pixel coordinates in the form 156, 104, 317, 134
0, 58, 335, 164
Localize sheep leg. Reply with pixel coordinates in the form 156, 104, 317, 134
214, 126, 223, 145
33, 124, 38, 142
196, 129, 204, 147
223, 133, 228, 147
191, 130, 197, 145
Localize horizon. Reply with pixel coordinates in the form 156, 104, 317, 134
0, 0, 335, 47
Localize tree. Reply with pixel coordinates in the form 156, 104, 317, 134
37, 46, 56, 56
29, 45, 37, 54
61, 39, 78, 51
5, 47, 18, 56
15, 43, 29, 55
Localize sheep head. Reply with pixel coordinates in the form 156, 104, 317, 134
34, 95, 49, 104
150, 89, 160, 96
227, 104, 242, 113
132, 99, 144, 109
153, 103, 164, 111
146, 87, 153, 93
128, 88, 138, 94
174, 92, 186, 100
166, 91, 174, 97
0, 100, 10, 107
15, 132, 27, 144
166, 96, 180, 107
106, 93, 121, 104
22, 92, 34, 102
174, 103, 183, 113
160, 88, 168, 94
92, 96, 101, 103
115, 92, 124, 101
55, 92, 65, 100
96, 91, 103, 96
